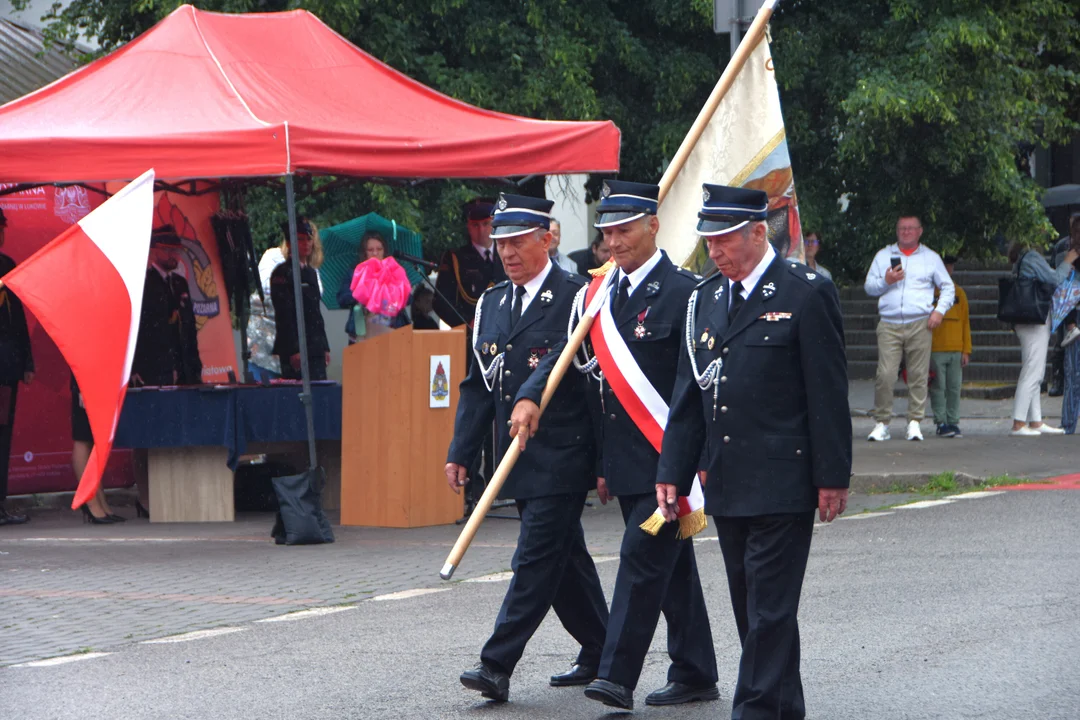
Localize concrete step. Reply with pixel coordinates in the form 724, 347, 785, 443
848, 360, 1047, 383
846, 344, 1025, 364
844, 329, 1017, 347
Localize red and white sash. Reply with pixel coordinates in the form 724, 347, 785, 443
583, 271, 706, 538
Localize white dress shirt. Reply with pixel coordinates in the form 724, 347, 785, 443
512, 258, 554, 317
616, 248, 664, 294
729, 243, 776, 310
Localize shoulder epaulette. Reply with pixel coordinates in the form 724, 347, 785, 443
694, 271, 723, 291
567, 273, 587, 288
786, 260, 826, 285
483, 280, 510, 295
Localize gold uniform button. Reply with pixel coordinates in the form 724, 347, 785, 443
504, 395, 512, 402
506, 343, 513, 351
504, 370, 512, 377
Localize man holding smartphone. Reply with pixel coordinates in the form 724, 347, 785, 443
864, 215, 955, 441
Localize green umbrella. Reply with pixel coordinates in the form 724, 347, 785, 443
319, 213, 425, 309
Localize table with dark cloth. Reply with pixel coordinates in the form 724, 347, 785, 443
115, 383, 342, 522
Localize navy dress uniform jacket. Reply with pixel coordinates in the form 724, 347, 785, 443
434, 243, 506, 328
133, 269, 202, 386
447, 265, 595, 500
592, 254, 698, 496
657, 255, 852, 515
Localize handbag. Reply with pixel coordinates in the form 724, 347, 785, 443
997, 251, 1052, 325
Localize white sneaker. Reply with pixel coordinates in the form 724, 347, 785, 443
867, 423, 891, 441
906, 420, 923, 441
1010, 426, 1040, 436
1035, 424, 1066, 435
1062, 326, 1080, 348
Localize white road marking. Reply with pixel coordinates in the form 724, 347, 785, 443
257, 606, 357, 622
946, 491, 1006, 500
11, 652, 112, 667
693, 536, 719, 543
592, 555, 619, 564
142, 627, 246, 644
370, 588, 450, 602
841, 512, 895, 521
464, 572, 514, 583
896, 499, 955, 510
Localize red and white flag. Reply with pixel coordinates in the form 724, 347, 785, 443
580, 267, 707, 538
3, 170, 155, 508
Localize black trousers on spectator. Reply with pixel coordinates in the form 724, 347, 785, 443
0, 383, 18, 502
480, 492, 609, 676
598, 492, 718, 690
280, 356, 327, 381
715, 511, 815, 720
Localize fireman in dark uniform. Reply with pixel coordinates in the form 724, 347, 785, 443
132, 225, 202, 386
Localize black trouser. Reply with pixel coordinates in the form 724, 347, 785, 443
715, 512, 815, 720
0, 383, 16, 502
598, 492, 718, 690
480, 492, 609, 676
280, 356, 327, 381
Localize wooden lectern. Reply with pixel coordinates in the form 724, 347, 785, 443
340, 327, 465, 527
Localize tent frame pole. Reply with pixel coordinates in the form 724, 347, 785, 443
284, 174, 318, 471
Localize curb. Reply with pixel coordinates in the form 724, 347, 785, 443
7, 489, 138, 513
850, 471, 983, 495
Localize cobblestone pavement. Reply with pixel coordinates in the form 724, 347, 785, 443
0, 491, 908, 668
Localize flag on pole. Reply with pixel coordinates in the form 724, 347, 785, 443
3, 170, 155, 509
657, 28, 802, 272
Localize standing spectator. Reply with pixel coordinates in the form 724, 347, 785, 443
864, 215, 955, 441
132, 226, 202, 386
1007, 239, 1078, 435
547, 219, 577, 274
803, 231, 832, 280
0, 209, 32, 526
930, 255, 971, 438
570, 233, 611, 277
434, 198, 503, 328
337, 230, 407, 343
271, 218, 330, 381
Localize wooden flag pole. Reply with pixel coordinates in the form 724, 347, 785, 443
658, 0, 777, 203
439, 0, 779, 580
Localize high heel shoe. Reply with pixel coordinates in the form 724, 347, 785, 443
80, 505, 114, 524
135, 500, 150, 519
107, 513, 126, 522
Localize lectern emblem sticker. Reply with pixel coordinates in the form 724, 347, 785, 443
429, 355, 451, 408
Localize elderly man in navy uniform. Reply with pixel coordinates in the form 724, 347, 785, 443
445, 193, 608, 703
656, 184, 851, 720
569, 180, 718, 711
434, 197, 505, 328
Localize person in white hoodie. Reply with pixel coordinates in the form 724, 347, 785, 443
863, 215, 955, 441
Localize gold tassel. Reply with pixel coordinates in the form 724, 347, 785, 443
638, 508, 667, 536
589, 260, 616, 278
676, 508, 708, 539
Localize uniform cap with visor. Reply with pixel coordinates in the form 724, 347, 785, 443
489, 193, 554, 239
593, 179, 660, 228
697, 184, 769, 236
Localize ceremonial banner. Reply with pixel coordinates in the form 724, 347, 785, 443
657, 30, 803, 272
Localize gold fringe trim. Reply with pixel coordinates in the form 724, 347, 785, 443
589, 260, 616, 278
638, 509, 667, 536
676, 508, 708, 540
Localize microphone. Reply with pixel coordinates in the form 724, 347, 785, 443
392, 250, 438, 270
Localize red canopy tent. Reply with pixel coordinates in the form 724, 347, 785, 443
0, 5, 621, 475
0, 5, 620, 183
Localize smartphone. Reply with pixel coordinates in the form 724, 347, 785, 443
890, 256, 903, 270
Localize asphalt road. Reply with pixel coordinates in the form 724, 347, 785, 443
3, 488, 1077, 720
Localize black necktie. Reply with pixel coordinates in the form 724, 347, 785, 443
612, 275, 631, 316
728, 281, 745, 324
511, 285, 526, 327
484, 249, 492, 264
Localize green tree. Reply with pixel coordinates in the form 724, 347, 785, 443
772, 0, 1080, 280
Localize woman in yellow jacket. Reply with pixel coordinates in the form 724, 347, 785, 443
931, 255, 971, 437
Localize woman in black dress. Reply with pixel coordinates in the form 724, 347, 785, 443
72, 374, 128, 523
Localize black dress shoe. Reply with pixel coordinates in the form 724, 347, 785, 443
0, 507, 28, 525
460, 663, 509, 702
584, 679, 633, 710
645, 681, 720, 706
549, 662, 597, 687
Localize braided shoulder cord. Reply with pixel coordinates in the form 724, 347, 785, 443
568, 283, 602, 379
471, 290, 505, 394
684, 289, 725, 418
